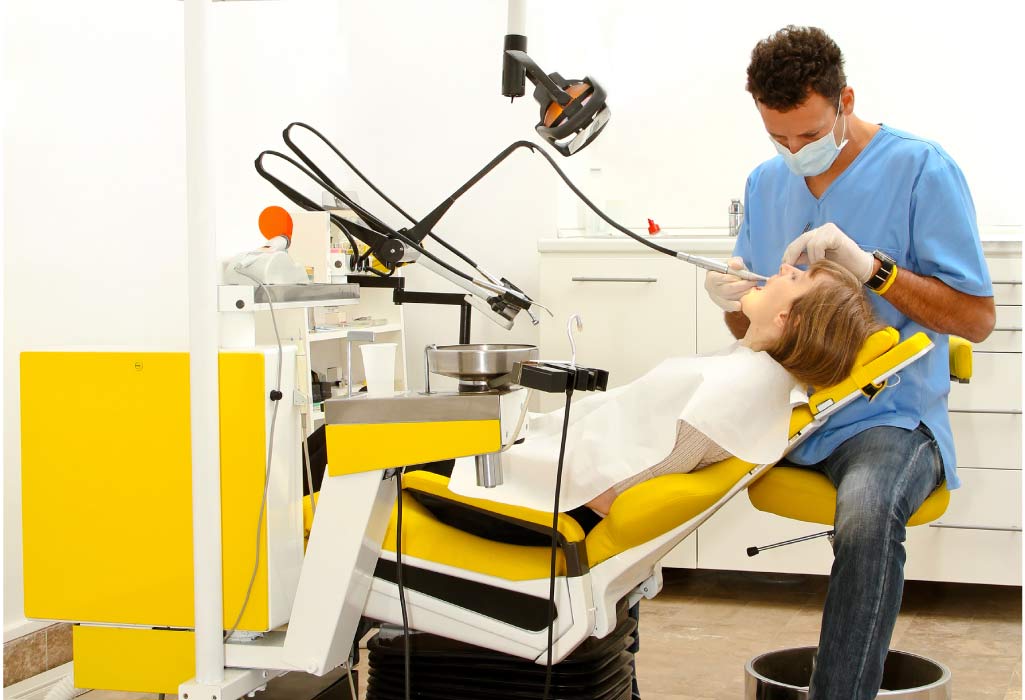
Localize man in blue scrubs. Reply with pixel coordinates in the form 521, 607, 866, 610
705, 26, 995, 700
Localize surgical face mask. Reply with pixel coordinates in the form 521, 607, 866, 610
771, 98, 848, 177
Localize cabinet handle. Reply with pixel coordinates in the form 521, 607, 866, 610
928, 522, 1022, 532
571, 276, 658, 283
992, 280, 1022, 285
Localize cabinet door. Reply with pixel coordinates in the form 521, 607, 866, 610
538, 256, 696, 409
694, 264, 741, 353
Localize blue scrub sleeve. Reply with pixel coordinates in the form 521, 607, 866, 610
731, 176, 754, 267
909, 152, 992, 296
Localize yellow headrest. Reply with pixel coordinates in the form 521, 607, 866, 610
806, 329, 932, 415
852, 327, 900, 368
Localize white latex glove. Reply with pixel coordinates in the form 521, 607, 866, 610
781, 223, 875, 283
704, 257, 758, 312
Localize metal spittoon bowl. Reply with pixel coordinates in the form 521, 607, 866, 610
425, 343, 538, 391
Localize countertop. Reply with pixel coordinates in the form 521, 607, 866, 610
539, 228, 1022, 257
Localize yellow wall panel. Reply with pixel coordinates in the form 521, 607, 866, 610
21, 352, 195, 626
21, 351, 272, 631
218, 352, 270, 632
74, 626, 195, 695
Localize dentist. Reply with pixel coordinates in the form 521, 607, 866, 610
704, 25, 995, 700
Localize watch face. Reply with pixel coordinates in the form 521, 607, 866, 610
873, 250, 896, 265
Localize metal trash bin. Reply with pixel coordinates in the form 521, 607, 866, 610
745, 646, 951, 699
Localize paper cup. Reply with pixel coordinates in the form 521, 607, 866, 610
359, 343, 397, 397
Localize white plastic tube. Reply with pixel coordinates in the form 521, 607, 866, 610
507, 0, 526, 35
184, 0, 224, 684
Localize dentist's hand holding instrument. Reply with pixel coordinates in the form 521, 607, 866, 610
703, 256, 766, 311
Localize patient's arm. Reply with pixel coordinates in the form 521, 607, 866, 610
586, 421, 731, 516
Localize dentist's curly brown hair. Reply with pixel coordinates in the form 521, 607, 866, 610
747, 25, 847, 111
767, 260, 884, 388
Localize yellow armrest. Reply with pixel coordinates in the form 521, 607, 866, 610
949, 336, 973, 383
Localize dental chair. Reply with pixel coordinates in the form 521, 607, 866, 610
304, 327, 937, 698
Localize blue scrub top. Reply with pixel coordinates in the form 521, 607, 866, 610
733, 125, 992, 489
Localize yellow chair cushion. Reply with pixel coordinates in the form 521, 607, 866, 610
380, 490, 574, 581
585, 457, 756, 566
748, 466, 950, 526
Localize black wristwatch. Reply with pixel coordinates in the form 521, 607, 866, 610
865, 250, 897, 292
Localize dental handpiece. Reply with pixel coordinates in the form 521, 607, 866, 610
675, 252, 769, 282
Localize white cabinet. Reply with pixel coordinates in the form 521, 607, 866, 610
905, 468, 1021, 585
537, 239, 1022, 585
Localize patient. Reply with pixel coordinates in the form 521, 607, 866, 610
445, 259, 882, 519
584, 259, 882, 515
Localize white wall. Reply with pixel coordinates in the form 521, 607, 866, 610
333, 0, 557, 391
543, 1, 1024, 233
2, 0, 343, 641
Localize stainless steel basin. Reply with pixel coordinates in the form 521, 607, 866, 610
426, 343, 538, 383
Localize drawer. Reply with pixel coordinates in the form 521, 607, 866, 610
973, 306, 1020, 352
948, 352, 1021, 412
987, 257, 1022, 283
995, 305, 1022, 330
975, 329, 1021, 353
992, 282, 1021, 306
905, 468, 1021, 585
950, 411, 1022, 470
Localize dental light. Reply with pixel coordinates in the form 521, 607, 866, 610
501, 0, 610, 156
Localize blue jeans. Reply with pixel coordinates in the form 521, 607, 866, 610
800, 423, 943, 700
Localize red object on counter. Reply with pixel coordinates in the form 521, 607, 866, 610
647, 218, 661, 235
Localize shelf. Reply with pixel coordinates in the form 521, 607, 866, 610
308, 322, 402, 341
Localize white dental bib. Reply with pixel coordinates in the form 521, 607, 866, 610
449, 343, 806, 512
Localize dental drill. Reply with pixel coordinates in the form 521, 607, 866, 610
675, 252, 769, 282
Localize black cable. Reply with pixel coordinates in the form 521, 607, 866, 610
255, 150, 481, 285
543, 384, 575, 700
395, 471, 411, 700
285, 122, 420, 226
283, 122, 485, 272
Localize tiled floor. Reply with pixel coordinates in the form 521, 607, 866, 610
72, 569, 1022, 700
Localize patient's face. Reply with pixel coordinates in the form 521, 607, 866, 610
741, 264, 819, 334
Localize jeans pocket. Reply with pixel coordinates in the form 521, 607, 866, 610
916, 423, 944, 486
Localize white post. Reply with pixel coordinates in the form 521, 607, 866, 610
184, 0, 224, 684
507, 0, 527, 36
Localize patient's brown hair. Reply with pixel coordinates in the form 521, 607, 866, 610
767, 260, 884, 388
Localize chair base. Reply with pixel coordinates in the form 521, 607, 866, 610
366, 617, 637, 700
